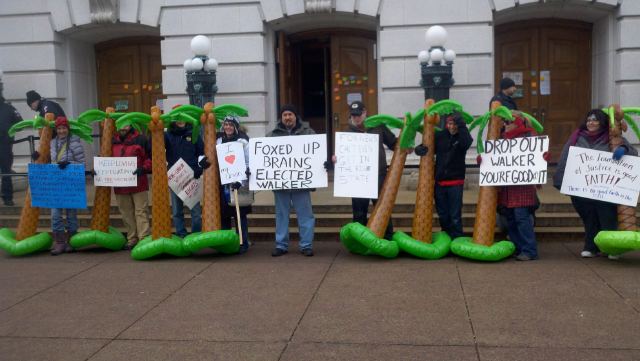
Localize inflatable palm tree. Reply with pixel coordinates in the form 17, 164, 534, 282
392, 99, 473, 259
340, 112, 417, 258
0, 113, 93, 256
69, 107, 127, 251
595, 104, 640, 256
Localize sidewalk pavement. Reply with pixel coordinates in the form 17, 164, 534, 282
0, 242, 638, 360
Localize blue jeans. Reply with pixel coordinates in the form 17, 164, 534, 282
273, 190, 315, 251
504, 207, 538, 258
51, 208, 78, 233
434, 184, 464, 239
170, 190, 202, 237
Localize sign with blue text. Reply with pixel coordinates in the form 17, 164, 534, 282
561, 146, 640, 206
249, 134, 328, 190
333, 132, 379, 198
93, 157, 137, 187
28, 164, 87, 209
479, 136, 549, 186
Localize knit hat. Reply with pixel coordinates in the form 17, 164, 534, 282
499, 77, 516, 90
26, 90, 41, 105
54, 116, 69, 129
222, 114, 240, 133
280, 104, 298, 118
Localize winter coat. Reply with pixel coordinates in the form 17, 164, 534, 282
489, 92, 517, 110
36, 98, 66, 118
0, 102, 22, 150
266, 119, 315, 137
112, 129, 152, 194
434, 123, 473, 182
347, 123, 396, 177
50, 134, 85, 165
165, 124, 205, 178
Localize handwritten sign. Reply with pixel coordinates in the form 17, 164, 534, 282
333, 132, 379, 198
28, 164, 87, 209
249, 134, 328, 190
561, 147, 640, 206
93, 157, 137, 187
216, 141, 247, 185
479, 136, 549, 186
167, 158, 202, 209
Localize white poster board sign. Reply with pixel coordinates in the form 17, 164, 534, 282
479, 136, 549, 186
249, 134, 328, 190
333, 132, 379, 198
216, 141, 247, 185
560, 146, 640, 206
93, 157, 137, 187
167, 158, 202, 209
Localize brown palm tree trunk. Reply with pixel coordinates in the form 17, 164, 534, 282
16, 113, 54, 241
148, 106, 172, 239
471, 101, 503, 246
367, 118, 408, 238
200, 102, 222, 232
412, 99, 437, 243
611, 104, 636, 231
90, 107, 115, 232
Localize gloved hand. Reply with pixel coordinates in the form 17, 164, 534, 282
231, 182, 242, 190
476, 155, 482, 165
542, 152, 551, 162
612, 146, 626, 161
31, 151, 40, 161
58, 161, 70, 170
198, 156, 211, 170
245, 167, 251, 177
193, 168, 203, 179
415, 144, 428, 156
133, 167, 145, 176
323, 160, 334, 171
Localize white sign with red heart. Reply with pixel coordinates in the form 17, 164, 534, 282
217, 141, 248, 185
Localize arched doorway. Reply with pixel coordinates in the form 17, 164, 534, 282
95, 37, 163, 113
495, 20, 592, 159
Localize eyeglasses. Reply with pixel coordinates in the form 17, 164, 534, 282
586, 115, 599, 123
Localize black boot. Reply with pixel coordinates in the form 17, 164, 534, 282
50, 232, 65, 256
64, 232, 76, 253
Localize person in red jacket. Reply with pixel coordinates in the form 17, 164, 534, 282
112, 125, 152, 249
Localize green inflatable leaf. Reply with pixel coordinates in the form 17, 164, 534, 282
130, 235, 190, 260
0, 228, 53, 256
339, 222, 399, 258
594, 231, 640, 256
116, 112, 151, 132
518, 111, 544, 133
427, 99, 463, 116
392, 231, 451, 260
70, 227, 127, 251
183, 230, 240, 254
492, 106, 513, 121
364, 114, 403, 130
450, 237, 515, 261
623, 114, 640, 140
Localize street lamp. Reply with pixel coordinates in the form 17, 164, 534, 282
184, 35, 218, 108
418, 25, 456, 102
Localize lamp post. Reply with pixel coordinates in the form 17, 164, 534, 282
184, 35, 218, 107
418, 25, 456, 103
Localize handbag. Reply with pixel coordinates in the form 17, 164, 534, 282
228, 184, 255, 207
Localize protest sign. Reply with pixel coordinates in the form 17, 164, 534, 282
249, 134, 328, 190
167, 158, 202, 209
93, 156, 137, 187
333, 132, 379, 198
28, 164, 87, 209
560, 146, 640, 206
479, 135, 549, 186
216, 141, 247, 185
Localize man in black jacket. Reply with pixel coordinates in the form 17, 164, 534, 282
490, 77, 518, 110
0, 81, 23, 206
416, 112, 472, 239
26, 90, 66, 118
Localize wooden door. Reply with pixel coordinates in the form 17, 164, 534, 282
96, 38, 163, 113
330, 35, 377, 131
495, 21, 591, 159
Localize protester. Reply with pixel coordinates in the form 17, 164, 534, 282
490, 77, 518, 110
47, 116, 85, 255
165, 116, 208, 238
217, 115, 251, 254
416, 112, 472, 240
0, 83, 22, 206
553, 109, 638, 259
112, 124, 152, 249
26, 90, 66, 118
266, 104, 323, 257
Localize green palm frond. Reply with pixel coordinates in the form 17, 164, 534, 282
169, 112, 202, 144
399, 111, 423, 149
603, 106, 616, 128
8, 116, 47, 137
427, 99, 464, 116
168, 104, 204, 121
476, 115, 490, 153
77, 109, 106, 124
493, 106, 513, 121
461, 111, 474, 125
364, 114, 403, 130
69, 120, 94, 143
214, 104, 250, 129
517, 111, 544, 133
469, 112, 490, 132
623, 114, 640, 140
115, 112, 151, 132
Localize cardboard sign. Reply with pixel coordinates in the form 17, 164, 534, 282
479, 136, 549, 186
561, 146, 640, 206
333, 132, 379, 198
249, 134, 328, 190
216, 141, 247, 185
93, 157, 137, 187
28, 164, 87, 209
167, 158, 202, 210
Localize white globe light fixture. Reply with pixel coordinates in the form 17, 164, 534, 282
429, 48, 444, 64
204, 58, 218, 72
190, 57, 204, 72
183, 59, 192, 71
425, 25, 447, 48
444, 49, 456, 63
190, 35, 210, 56
418, 50, 429, 64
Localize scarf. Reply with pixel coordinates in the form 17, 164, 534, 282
568, 128, 608, 146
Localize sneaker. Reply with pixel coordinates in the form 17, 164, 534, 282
123, 242, 137, 251
580, 250, 595, 258
515, 254, 536, 261
300, 248, 314, 257
271, 248, 288, 257
608, 254, 621, 260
